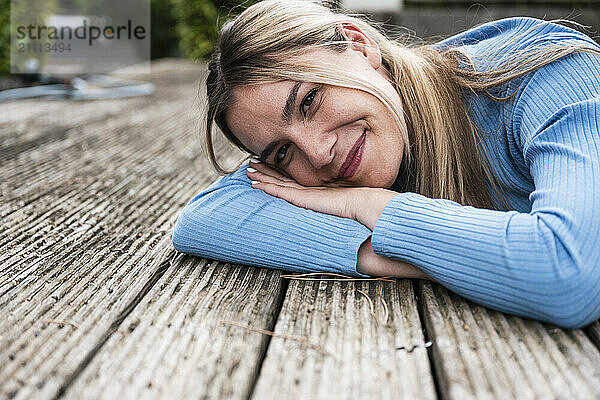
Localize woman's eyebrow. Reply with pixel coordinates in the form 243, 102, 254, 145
281, 81, 302, 124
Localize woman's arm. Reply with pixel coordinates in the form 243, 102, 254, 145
173, 163, 415, 279
244, 162, 435, 280
369, 52, 600, 329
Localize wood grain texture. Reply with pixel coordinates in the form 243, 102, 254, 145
3, 58, 600, 400
0, 59, 244, 400
63, 259, 286, 400
250, 278, 437, 400
418, 281, 600, 400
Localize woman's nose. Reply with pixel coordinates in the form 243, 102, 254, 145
297, 129, 336, 169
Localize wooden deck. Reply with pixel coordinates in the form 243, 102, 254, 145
1, 59, 600, 400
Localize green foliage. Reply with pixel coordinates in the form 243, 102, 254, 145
11, 0, 57, 74
150, 0, 179, 58
0, 0, 58, 76
171, 0, 259, 62
0, 0, 11, 75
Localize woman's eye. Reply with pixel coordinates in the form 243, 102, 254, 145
275, 143, 290, 164
301, 88, 317, 116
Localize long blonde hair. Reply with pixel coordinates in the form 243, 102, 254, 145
203, 0, 600, 210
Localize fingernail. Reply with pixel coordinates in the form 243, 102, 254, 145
247, 167, 257, 173
251, 180, 260, 185
249, 158, 261, 163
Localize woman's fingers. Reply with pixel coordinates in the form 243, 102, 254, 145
250, 181, 357, 220
247, 158, 295, 183
247, 168, 301, 188
251, 181, 325, 214
251, 181, 299, 200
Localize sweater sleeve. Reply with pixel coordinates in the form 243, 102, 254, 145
370, 51, 600, 329
172, 163, 373, 278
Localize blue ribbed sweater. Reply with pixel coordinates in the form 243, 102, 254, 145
172, 17, 600, 329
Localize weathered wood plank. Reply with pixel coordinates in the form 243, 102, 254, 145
0, 59, 254, 399
0, 88, 206, 297
418, 281, 600, 399
0, 59, 198, 145
250, 278, 437, 400
4, 56, 600, 400
62, 260, 286, 400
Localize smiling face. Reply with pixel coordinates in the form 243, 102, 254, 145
224, 27, 408, 188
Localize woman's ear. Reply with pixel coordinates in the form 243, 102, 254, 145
337, 22, 382, 70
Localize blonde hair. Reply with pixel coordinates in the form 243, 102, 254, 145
203, 0, 600, 210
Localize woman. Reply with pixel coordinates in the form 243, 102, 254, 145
172, 0, 600, 329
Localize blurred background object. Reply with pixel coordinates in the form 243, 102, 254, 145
1, 0, 598, 90
1, 0, 154, 99
343, 0, 402, 12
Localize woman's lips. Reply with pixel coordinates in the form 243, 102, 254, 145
338, 129, 366, 179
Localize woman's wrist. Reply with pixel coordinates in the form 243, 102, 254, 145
357, 237, 433, 280
353, 188, 398, 231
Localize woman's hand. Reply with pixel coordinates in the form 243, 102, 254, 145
246, 159, 398, 231
247, 159, 434, 281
